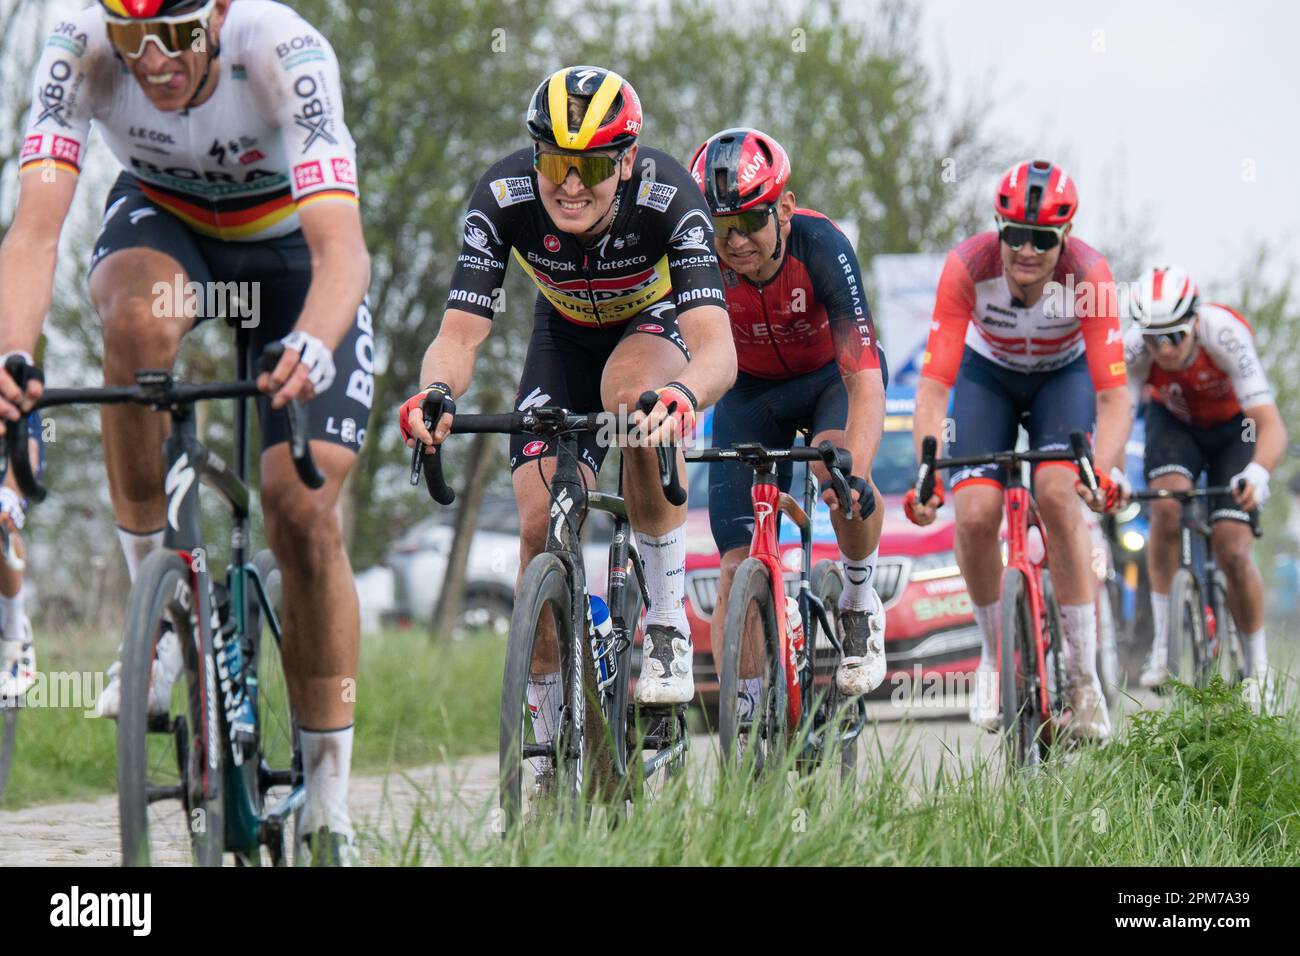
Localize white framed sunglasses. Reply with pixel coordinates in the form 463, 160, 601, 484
103, 0, 216, 61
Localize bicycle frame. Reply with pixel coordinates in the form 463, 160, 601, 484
998, 471, 1053, 720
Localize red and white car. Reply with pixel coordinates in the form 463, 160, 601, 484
679, 389, 980, 701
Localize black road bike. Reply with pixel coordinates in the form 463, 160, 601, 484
6, 343, 319, 865
1131, 484, 1259, 690
414, 392, 689, 828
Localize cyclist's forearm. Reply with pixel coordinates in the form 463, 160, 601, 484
842, 367, 885, 475
0, 230, 58, 354
1093, 385, 1132, 475
294, 238, 371, 350
1244, 402, 1287, 472
913, 375, 951, 460
418, 309, 491, 397
674, 305, 736, 408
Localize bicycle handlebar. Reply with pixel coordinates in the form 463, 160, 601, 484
1131, 482, 1263, 538
5, 344, 324, 502
684, 439, 860, 519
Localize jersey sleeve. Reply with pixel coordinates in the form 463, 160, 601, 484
647, 159, 727, 314
1076, 255, 1126, 390
921, 249, 976, 387
444, 158, 518, 319
254, 8, 359, 210
1203, 308, 1275, 410
804, 218, 880, 376
1122, 326, 1152, 410
19, 10, 108, 178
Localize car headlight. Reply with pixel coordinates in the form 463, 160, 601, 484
1122, 530, 1145, 552
909, 549, 960, 581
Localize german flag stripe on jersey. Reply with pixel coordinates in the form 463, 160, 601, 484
20, 159, 78, 177
296, 188, 361, 210
138, 182, 298, 240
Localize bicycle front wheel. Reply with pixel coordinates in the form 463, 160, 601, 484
118, 549, 224, 867
718, 558, 786, 774
1000, 568, 1045, 769
809, 559, 857, 781
1211, 570, 1244, 686
1168, 568, 1207, 688
500, 552, 580, 830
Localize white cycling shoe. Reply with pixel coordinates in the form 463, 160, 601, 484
1064, 680, 1112, 744
835, 588, 887, 697
1139, 638, 1169, 689
95, 626, 184, 719
635, 624, 694, 706
969, 665, 1000, 732
0, 617, 36, 701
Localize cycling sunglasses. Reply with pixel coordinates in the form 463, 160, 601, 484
997, 218, 1066, 253
1141, 325, 1193, 348
712, 206, 775, 237
103, 0, 215, 61
533, 147, 625, 188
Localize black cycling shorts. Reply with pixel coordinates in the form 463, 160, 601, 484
1143, 401, 1253, 524
708, 355, 888, 556
90, 173, 374, 454
508, 296, 691, 475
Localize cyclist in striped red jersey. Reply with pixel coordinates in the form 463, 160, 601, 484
1124, 266, 1285, 706
689, 128, 888, 700
906, 160, 1133, 742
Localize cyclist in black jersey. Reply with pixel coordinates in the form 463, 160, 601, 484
400, 67, 737, 725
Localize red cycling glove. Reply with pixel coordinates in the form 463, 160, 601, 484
398, 383, 453, 444
903, 473, 945, 525
654, 381, 698, 442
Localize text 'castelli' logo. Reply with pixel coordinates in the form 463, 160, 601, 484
637, 323, 664, 333
522, 440, 548, 456
544, 234, 561, 253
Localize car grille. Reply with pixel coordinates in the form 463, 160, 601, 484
688, 558, 909, 616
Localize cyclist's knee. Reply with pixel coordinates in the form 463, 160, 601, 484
1034, 473, 1081, 528
98, 289, 185, 372
1149, 499, 1182, 536
719, 546, 747, 583
1212, 531, 1254, 579
262, 482, 342, 566
953, 487, 1001, 541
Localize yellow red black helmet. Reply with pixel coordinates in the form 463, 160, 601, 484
526, 66, 642, 152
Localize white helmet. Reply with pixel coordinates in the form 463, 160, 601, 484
1132, 265, 1199, 330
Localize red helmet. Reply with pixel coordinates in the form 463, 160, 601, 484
526, 66, 642, 152
995, 160, 1078, 226
98, 0, 208, 16
688, 128, 791, 214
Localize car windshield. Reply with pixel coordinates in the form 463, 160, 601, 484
685, 425, 916, 506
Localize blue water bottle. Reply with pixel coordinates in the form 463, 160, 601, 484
589, 595, 615, 688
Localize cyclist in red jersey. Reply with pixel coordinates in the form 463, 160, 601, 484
1124, 265, 1285, 706
906, 160, 1132, 742
688, 128, 887, 700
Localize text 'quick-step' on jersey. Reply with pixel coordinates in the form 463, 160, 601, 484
719, 208, 879, 380
446, 146, 728, 327
21, 0, 359, 242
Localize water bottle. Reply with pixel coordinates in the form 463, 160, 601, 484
589, 595, 616, 689
785, 596, 807, 675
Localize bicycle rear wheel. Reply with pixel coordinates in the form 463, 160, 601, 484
246, 550, 301, 866
809, 559, 857, 781
1211, 570, 1244, 686
718, 558, 787, 774
500, 552, 581, 830
999, 568, 1045, 769
1168, 568, 1207, 688
118, 549, 224, 866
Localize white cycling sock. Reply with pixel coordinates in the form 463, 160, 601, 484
973, 601, 1000, 669
636, 524, 690, 635
0, 584, 24, 642
118, 527, 164, 584
299, 726, 354, 839
1243, 628, 1267, 678
1150, 591, 1170, 660
527, 672, 561, 775
839, 547, 879, 611
1061, 602, 1100, 690
737, 677, 762, 722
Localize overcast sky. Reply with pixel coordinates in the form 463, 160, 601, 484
916, 0, 1299, 296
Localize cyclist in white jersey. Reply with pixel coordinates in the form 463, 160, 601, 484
0, 0, 370, 864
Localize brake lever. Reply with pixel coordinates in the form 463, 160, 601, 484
817, 440, 858, 520
1070, 431, 1099, 495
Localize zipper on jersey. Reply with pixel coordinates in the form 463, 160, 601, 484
581, 253, 604, 328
